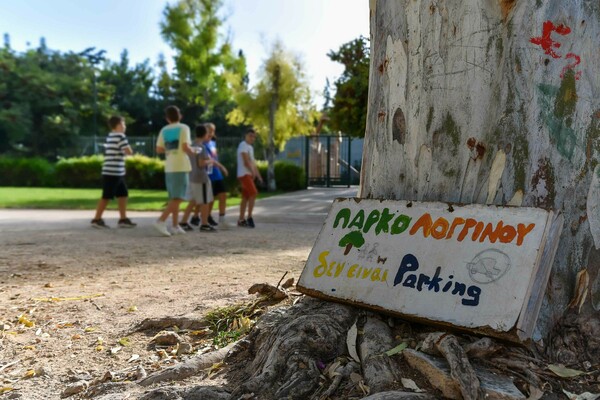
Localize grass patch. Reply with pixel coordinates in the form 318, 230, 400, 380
0, 187, 281, 211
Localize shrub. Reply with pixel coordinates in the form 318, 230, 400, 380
255, 160, 306, 192
54, 155, 166, 189
274, 161, 306, 191
125, 155, 165, 189
0, 156, 56, 187
55, 155, 103, 188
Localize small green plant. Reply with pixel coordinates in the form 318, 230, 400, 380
204, 302, 260, 347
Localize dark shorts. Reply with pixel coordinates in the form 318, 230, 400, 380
101, 175, 128, 199
211, 179, 227, 196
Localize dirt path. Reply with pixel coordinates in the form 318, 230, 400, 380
0, 188, 356, 399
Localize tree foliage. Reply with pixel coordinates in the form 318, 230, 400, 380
327, 36, 370, 137
227, 41, 319, 150
160, 0, 247, 117
0, 38, 113, 157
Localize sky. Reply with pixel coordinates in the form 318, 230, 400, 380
0, 0, 370, 104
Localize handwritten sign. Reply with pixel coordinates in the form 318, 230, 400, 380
298, 199, 560, 341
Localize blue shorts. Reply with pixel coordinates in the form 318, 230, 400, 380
165, 172, 189, 200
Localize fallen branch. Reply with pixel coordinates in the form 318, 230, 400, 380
434, 334, 483, 400
130, 316, 208, 334
138, 341, 237, 387
0, 360, 20, 373
248, 282, 287, 300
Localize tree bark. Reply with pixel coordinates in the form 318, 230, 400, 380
228, 297, 358, 400
362, 0, 600, 340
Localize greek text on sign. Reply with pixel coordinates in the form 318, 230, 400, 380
297, 199, 562, 342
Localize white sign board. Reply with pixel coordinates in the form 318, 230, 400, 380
298, 199, 561, 341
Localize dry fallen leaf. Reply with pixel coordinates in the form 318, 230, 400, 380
24, 369, 36, 378
206, 361, 224, 378
401, 378, 424, 392
84, 327, 96, 333
18, 314, 34, 328
548, 364, 585, 378
71, 334, 82, 340
127, 306, 138, 313
0, 386, 13, 394
562, 389, 600, 400
22, 345, 35, 351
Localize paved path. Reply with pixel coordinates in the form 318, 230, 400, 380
0, 187, 358, 230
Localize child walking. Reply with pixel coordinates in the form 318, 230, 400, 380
91, 116, 136, 229
180, 124, 217, 232
153, 105, 194, 237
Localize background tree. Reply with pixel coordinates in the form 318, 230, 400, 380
0, 39, 113, 157
227, 41, 319, 190
327, 35, 369, 137
160, 0, 246, 122
99, 50, 157, 136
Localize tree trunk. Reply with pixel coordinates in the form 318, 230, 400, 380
267, 65, 280, 192
361, 0, 600, 340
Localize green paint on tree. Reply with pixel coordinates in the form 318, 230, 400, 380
537, 83, 578, 161
554, 70, 578, 125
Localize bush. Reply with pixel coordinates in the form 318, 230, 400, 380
0, 156, 56, 187
54, 155, 166, 189
55, 155, 103, 188
256, 160, 306, 192
125, 155, 165, 189
274, 161, 306, 191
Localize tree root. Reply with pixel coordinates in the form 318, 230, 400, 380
422, 332, 483, 400
138, 385, 230, 400
130, 316, 208, 334
138, 341, 237, 387
227, 297, 358, 400
358, 314, 401, 393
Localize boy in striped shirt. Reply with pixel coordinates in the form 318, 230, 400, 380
91, 116, 136, 229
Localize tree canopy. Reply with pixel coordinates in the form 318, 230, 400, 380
226, 41, 319, 150
160, 0, 247, 118
326, 36, 370, 138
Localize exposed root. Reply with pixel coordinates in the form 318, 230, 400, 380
138, 341, 236, 387
138, 385, 230, 400
130, 316, 208, 334
358, 314, 402, 393
228, 297, 358, 400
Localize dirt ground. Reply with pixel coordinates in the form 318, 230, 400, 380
0, 188, 356, 399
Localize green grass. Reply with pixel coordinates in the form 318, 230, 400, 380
0, 187, 280, 211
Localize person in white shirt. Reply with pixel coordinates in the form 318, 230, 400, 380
236, 129, 262, 228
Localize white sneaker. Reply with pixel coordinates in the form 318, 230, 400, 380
170, 225, 186, 235
153, 221, 171, 237
218, 216, 230, 230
